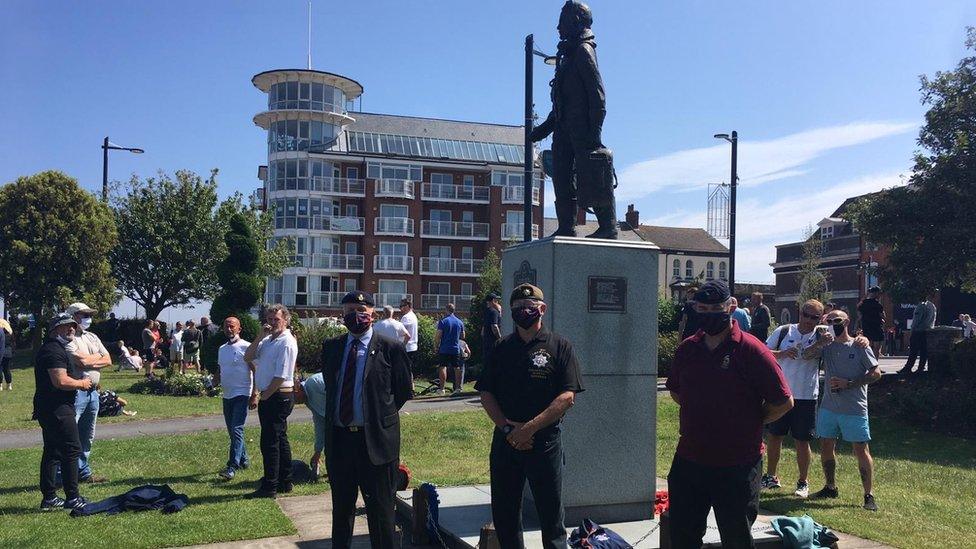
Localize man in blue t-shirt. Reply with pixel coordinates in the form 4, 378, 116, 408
435, 303, 465, 395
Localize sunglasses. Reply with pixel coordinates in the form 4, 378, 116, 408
800, 311, 820, 320
826, 317, 846, 325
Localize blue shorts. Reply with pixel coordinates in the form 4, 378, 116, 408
816, 407, 870, 443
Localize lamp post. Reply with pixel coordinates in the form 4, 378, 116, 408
102, 136, 145, 202
524, 34, 557, 242
714, 131, 738, 291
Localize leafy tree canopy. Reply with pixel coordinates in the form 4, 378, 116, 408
0, 171, 118, 345
847, 27, 976, 301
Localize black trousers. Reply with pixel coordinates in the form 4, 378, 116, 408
328, 428, 397, 549
667, 456, 762, 549
0, 355, 11, 384
257, 392, 294, 490
38, 404, 81, 500
489, 427, 566, 549
904, 330, 928, 371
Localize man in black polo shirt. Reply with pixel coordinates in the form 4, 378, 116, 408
481, 293, 502, 364
475, 283, 584, 549
35, 313, 94, 512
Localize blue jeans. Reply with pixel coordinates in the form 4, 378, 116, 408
75, 389, 99, 479
223, 395, 250, 469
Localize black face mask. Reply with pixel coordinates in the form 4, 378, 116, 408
698, 311, 731, 335
832, 323, 846, 337
512, 307, 542, 330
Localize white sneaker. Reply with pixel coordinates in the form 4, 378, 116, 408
794, 480, 809, 498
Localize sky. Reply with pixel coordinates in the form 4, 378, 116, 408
2, 0, 973, 321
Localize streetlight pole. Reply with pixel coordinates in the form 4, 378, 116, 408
714, 131, 738, 291
523, 34, 534, 243
101, 136, 145, 202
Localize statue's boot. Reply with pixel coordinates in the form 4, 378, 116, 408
585, 203, 618, 239
549, 200, 577, 237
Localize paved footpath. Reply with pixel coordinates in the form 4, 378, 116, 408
0, 395, 484, 450
188, 480, 894, 548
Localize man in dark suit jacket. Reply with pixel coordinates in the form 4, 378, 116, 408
321, 290, 413, 549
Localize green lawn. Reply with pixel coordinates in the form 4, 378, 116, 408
657, 397, 976, 549
0, 410, 493, 549
0, 350, 223, 431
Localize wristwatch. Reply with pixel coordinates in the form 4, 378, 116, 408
501, 424, 515, 435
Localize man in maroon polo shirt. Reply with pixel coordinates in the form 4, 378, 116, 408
665, 280, 794, 549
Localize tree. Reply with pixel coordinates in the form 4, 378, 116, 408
847, 27, 976, 301
109, 169, 223, 320
0, 171, 118, 347
797, 224, 832, 306
466, 248, 502, 366
214, 191, 291, 288
210, 214, 263, 328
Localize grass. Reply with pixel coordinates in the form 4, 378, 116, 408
657, 397, 976, 549
0, 410, 493, 549
0, 350, 223, 431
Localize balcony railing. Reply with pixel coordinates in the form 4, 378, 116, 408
266, 291, 346, 308
374, 217, 415, 236
375, 293, 413, 308
310, 216, 365, 234
421, 220, 490, 240
501, 223, 540, 240
373, 255, 414, 274
374, 179, 416, 199
309, 176, 366, 197
421, 182, 490, 204
420, 257, 484, 276
421, 294, 474, 311
293, 253, 365, 272
502, 185, 541, 205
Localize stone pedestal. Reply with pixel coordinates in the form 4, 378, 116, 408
502, 236, 660, 524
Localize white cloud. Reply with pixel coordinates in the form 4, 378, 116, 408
615, 121, 916, 200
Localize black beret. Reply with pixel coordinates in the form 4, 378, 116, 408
694, 280, 730, 305
341, 291, 374, 306
510, 283, 544, 305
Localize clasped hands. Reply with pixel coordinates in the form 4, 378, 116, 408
505, 421, 536, 451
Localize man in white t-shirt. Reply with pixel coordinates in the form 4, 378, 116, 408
169, 322, 185, 373
217, 317, 253, 480
399, 298, 419, 366
244, 304, 298, 498
374, 306, 410, 345
764, 299, 869, 498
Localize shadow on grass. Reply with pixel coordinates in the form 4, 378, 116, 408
760, 494, 859, 515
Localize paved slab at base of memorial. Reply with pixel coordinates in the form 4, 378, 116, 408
395, 485, 781, 548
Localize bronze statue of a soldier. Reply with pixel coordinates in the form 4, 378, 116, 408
530, 0, 618, 239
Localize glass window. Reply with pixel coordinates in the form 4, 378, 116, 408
430, 173, 452, 185
430, 245, 451, 258
462, 211, 474, 222
506, 210, 521, 224
380, 204, 408, 218
428, 282, 451, 295
379, 280, 407, 294
685, 260, 693, 279
461, 282, 473, 295
430, 209, 452, 222
297, 199, 309, 229
461, 247, 473, 260
719, 261, 727, 280
347, 167, 359, 180
367, 163, 380, 179
463, 175, 475, 187
380, 242, 407, 256
345, 241, 358, 255
706, 261, 714, 280
345, 204, 358, 217
672, 259, 680, 278
344, 278, 357, 292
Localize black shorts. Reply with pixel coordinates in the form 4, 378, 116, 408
767, 399, 817, 441
438, 353, 461, 369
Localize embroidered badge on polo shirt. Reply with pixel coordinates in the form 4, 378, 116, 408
531, 350, 550, 368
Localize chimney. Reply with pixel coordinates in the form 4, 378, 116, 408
625, 204, 639, 227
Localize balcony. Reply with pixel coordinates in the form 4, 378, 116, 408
420, 257, 484, 277
267, 291, 346, 308
374, 217, 415, 236
421, 294, 474, 311
501, 223, 540, 240
294, 253, 365, 272
373, 255, 414, 274
375, 179, 416, 199
307, 177, 366, 197
375, 293, 413, 308
310, 216, 365, 234
421, 182, 490, 204
502, 185, 541, 205
421, 220, 490, 240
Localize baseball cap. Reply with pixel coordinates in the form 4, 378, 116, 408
66, 302, 96, 316
694, 280, 731, 305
